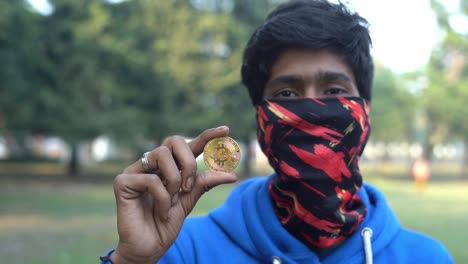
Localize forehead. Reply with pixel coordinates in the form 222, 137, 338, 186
269, 48, 356, 83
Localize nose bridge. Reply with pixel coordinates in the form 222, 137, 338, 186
303, 82, 319, 98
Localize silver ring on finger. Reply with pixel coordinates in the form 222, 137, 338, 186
141, 151, 152, 173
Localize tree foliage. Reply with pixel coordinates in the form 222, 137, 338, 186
426, 0, 468, 139
424, 0, 467, 164
0, 0, 262, 175
2, 0, 464, 176
370, 62, 416, 143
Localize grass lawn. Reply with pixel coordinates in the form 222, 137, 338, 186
0, 176, 466, 263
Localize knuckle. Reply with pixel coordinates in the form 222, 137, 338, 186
155, 145, 171, 156
161, 136, 171, 145
179, 153, 196, 166
172, 135, 186, 143
162, 135, 183, 145
113, 173, 127, 188
147, 174, 162, 185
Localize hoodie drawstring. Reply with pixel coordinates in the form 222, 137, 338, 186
271, 256, 282, 264
361, 227, 373, 264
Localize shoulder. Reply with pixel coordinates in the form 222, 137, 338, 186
396, 228, 449, 253
380, 228, 454, 263
360, 183, 454, 263
219, 176, 271, 203
235, 176, 270, 190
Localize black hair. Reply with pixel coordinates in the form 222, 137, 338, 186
241, 0, 374, 105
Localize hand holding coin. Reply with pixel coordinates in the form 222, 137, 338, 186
111, 126, 237, 263
203, 137, 241, 173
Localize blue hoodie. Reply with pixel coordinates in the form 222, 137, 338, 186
157, 176, 453, 264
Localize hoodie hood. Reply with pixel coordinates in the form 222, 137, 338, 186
209, 175, 401, 263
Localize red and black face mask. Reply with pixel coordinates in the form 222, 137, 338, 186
256, 97, 370, 251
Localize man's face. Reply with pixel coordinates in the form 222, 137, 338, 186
262, 48, 359, 100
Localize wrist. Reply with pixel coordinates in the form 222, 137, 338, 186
109, 249, 121, 263
111, 246, 159, 264
100, 249, 115, 264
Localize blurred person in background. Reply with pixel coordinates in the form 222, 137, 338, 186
100, 0, 454, 263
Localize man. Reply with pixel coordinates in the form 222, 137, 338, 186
101, 1, 454, 263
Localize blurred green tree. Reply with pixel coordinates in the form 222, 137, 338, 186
425, 0, 467, 174
0, 0, 44, 156
370, 62, 416, 145
5, 0, 403, 178
106, 1, 255, 149
116, 0, 281, 177
32, 0, 149, 175
0, 0, 264, 177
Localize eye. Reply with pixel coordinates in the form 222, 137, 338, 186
324, 87, 348, 97
268, 88, 299, 99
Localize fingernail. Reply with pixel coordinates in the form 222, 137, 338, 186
185, 177, 193, 191
216, 125, 228, 130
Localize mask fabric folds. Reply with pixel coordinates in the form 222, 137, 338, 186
256, 97, 371, 252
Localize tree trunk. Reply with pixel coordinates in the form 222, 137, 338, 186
241, 135, 253, 180
68, 142, 79, 177
422, 141, 434, 161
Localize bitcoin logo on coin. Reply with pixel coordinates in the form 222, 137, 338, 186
203, 137, 241, 172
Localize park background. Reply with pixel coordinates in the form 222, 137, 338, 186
0, 0, 466, 263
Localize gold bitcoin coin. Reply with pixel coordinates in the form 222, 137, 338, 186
203, 137, 241, 173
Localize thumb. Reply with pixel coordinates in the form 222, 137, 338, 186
181, 170, 237, 213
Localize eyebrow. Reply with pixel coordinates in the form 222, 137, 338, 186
266, 71, 353, 88
316, 71, 353, 84
266, 75, 304, 88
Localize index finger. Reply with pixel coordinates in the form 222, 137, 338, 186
188, 126, 230, 157
123, 126, 229, 174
